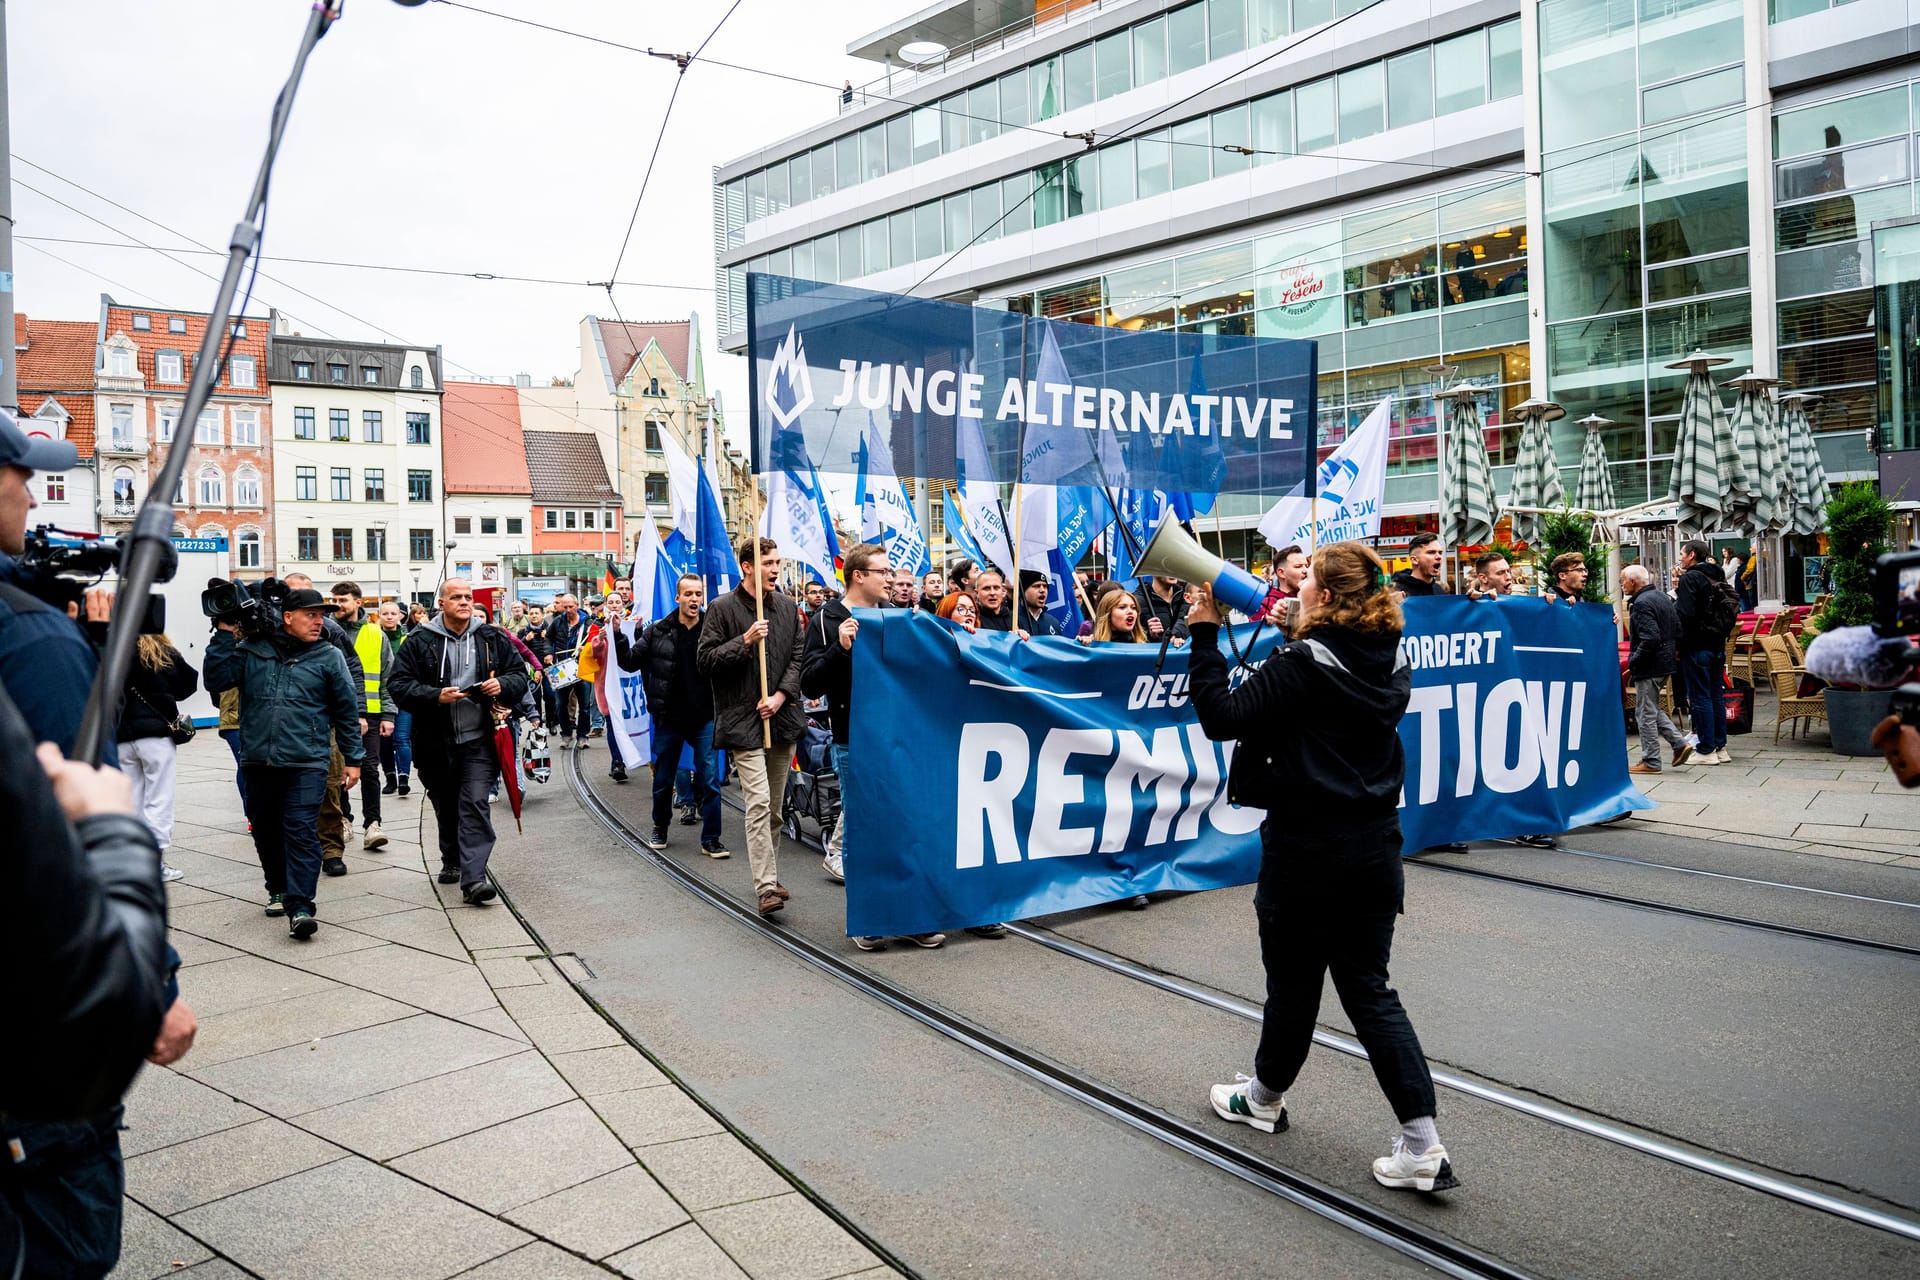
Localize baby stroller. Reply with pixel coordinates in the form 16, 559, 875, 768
781, 716, 839, 846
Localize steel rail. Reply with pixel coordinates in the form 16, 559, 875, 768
1486, 840, 1920, 911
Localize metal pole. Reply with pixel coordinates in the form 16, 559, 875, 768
0, 0, 16, 411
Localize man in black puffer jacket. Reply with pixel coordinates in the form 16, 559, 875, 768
1673, 539, 1735, 765
613, 573, 722, 854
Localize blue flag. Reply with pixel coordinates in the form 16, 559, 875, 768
695, 462, 739, 599
942, 490, 990, 569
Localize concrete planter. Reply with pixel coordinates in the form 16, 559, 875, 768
1824, 688, 1895, 756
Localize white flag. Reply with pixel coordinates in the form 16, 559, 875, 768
760, 467, 837, 589
955, 411, 1014, 576
659, 430, 699, 541
1258, 397, 1393, 550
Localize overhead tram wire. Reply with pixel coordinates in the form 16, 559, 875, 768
16, 240, 165, 309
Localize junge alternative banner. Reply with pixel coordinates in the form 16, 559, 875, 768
841, 597, 1647, 939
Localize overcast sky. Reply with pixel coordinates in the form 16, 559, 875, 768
11, 0, 908, 452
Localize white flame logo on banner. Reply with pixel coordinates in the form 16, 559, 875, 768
764, 325, 814, 430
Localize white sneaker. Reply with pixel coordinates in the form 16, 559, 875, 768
1713, 748, 1732, 764
161, 862, 185, 883
363, 822, 389, 851
822, 851, 845, 884
1372, 1136, 1458, 1191
1695, 750, 1721, 766
1208, 1074, 1287, 1134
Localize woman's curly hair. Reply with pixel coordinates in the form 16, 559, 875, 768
1294, 541, 1404, 638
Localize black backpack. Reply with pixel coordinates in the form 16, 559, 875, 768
1702, 577, 1740, 640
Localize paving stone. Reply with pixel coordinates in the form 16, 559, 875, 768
453, 1241, 614, 1279
503, 1163, 689, 1259
341, 866, 445, 906
550, 1046, 668, 1097
166, 882, 227, 908
175, 1156, 528, 1280
590, 1086, 724, 1149
635, 1133, 792, 1211
834, 1269, 903, 1279
476, 956, 548, 988
391, 1099, 633, 1213
169, 930, 243, 967
1792, 822, 1920, 849
187, 985, 414, 1068
188, 1013, 525, 1115
304, 943, 497, 1017
607, 1222, 749, 1280
1801, 793, 1920, 828
107, 1198, 214, 1279
1790, 839, 1910, 863
470, 944, 549, 959
492, 977, 584, 1022
342, 905, 471, 960
447, 903, 537, 951
169, 1260, 256, 1279
696, 1194, 880, 1280
308, 889, 430, 924
166, 954, 338, 1020
120, 1066, 268, 1158
124, 1117, 344, 1214
298, 1049, 573, 1160
516, 1011, 626, 1053
458, 1008, 532, 1042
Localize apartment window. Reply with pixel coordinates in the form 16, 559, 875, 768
647, 377, 662, 396
564, 510, 578, 530
454, 516, 472, 535
229, 354, 257, 388
44, 475, 66, 502
365, 528, 387, 562
232, 410, 259, 445
173, 474, 186, 505
361, 365, 381, 385
506, 517, 523, 535
295, 466, 318, 500
293, 361, 313, 380
644, 473, 669, 505
332, 528, 353, 559
644, 419, 662, 452
407, 470, 432, 502
131, 314, 151, 331
328, 363, 347, 383
237, 530, 261, 569
363, 410, 384, 441
297, 527, 319, 560
480, 517, 498, 534
197, 468, 224, 506
156, 410, 177, 444
364, 468, 385, 502
544, 510, 558, 530
156, 351, 183, 382
109, 404, 134, 448
409, 528, 433, 561
294, 407, 315, 439
410, 365, 423, 389
109, 347, 133, 377
235, 468, 261, 506
329, 408, 350, 441
405, 413, 431, 444
166, 317, 186, 334
196, 409, 221, 445
581, 509, 597, 530
111, 468, 136, 517
330, 467, 351, 501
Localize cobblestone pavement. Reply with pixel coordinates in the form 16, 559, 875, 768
112, 736, 895, 1280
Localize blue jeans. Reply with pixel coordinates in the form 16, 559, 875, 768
381, 709, 413, 779
653, 722, 720, 841
1682, 648, 1728, 752
0, 1107, 125, 1280
245, 766, 329, 913
220, 728, 249, 817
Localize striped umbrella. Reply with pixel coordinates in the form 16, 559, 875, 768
1664, 349, 1743, 538
1439, 384, 1500, 549
1780, 391, 1832, 536
1760, 387, 1794, 530
1723, 370, 1783, 537
1506, 398, 1566, 544
1574, 413, 1617, 512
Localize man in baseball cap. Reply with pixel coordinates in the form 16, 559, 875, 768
0, 407, 80, 559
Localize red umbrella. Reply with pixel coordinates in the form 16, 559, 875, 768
485, 670, 524, 832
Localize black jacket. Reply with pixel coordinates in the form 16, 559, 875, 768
1674, 560, 1729, 651
1390, 570, 1443, 598
1020, 605, 1064, 638
523, 621, 555, 663
976, 596, 1015, 632
544, 610, 590, 659
698, 584, 806, 750
917, 593, 942, 614
387, 619, 530, 757
1627, 587, 1681, 680
799, 598, 855, 743
1137, 581, 1190, 640
0, 683, 170, 1122
122, 643, 199, 743
1188, 621, 1410, 839
614, 613, 713, 731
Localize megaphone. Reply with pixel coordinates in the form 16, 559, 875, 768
1133, 517, 1270, 616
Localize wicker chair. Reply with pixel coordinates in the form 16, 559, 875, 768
1783, 631, 1804, 668
1761, 635, 1826, 742
1727, 631, 1750, 685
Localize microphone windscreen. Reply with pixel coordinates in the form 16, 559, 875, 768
1803, 627, 1920, 689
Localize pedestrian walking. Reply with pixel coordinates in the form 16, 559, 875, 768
544, 593, 594, 745
377, 600, 413, 796
1623, 564, 1694, 774
328, 582, 392, 852
1188, 542, 1456, 1193
388, 580, 530, 904
204, 590, 364, 939
1675, 538, 1737, 765
615, 573, 727, 855
118, 632, 198, 882
283, 573, 366, 879
698, 536, 807, 918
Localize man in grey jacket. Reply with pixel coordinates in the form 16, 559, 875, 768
697, 537, 806, 917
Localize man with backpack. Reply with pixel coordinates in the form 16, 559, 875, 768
1674, 538, 1738, 764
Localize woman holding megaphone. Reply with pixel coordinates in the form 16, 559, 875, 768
1186, 541, 1456, 1194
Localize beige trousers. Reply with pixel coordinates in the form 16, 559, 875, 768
732, 743, 791, 895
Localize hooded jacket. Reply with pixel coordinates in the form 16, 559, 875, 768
799, 597, 855, 744
697, 582, 806, 750
204, 627, 363, 769
387, 614, 530, 756
1187, 620, 1410, 839
1674, 559, 1731, 651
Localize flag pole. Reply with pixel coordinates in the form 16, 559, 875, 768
751, 475, 771, 749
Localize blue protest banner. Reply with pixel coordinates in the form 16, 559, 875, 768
841, 597, 1647, 938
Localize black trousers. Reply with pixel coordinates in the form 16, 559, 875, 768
356, 723, 382, 825
418, 737, 500, 888
1252, 821, 1437, 1123
0, 1108, 125, 1280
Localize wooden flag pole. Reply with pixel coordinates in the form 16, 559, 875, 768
751, 477, 771, 749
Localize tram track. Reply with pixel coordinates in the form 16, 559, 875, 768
695, 776, 1920, 1247
1486, 840, 1920, 912
571, 753, 1536, 1280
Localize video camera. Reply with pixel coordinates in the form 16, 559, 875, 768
201, 575, 290, 639
14, 525, 169, 633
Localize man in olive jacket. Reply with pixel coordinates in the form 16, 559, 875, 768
205, 589, 363, 938
697, 537, 806, 916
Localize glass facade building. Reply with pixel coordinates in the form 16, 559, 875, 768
715, 0, 1905, 532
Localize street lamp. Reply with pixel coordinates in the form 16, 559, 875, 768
440, 538, 458, 590
370, 520, 388, 604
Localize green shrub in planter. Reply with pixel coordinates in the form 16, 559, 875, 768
1812, 482, 1891, 632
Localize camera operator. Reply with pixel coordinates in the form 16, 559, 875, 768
205, 588, 365, 938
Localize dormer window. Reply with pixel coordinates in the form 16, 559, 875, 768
230, 321, 247, 338
108, 346, 133, 377
293, 361, 313, 380
328, 363, 347, 383
362, 366, 380, 385
410, 365, 424, 389
168, 317, 187, 334
131, 314, 152, 331
156, 350, 184, 383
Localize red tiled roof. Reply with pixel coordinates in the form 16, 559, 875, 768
523, 431, 617, 505
443, 381, 533, 494
17, 316, 100, 455
103, 304, 269, 399
597, 319, 688, 387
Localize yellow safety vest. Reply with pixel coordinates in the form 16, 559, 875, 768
352, 619, 384, 713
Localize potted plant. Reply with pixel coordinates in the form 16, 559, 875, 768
1814, 482, 1894, 755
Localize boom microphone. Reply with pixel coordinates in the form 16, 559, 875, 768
1803, 627, 1920, 689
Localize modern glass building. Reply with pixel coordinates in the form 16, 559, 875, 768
713, 0, 1907, 556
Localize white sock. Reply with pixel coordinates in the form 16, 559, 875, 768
1401, 1116, 1440, 1151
